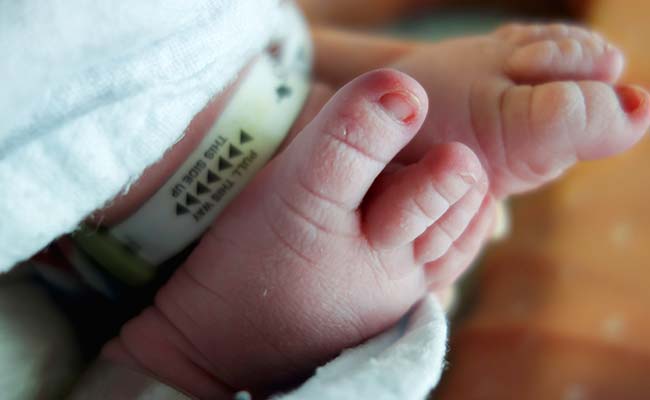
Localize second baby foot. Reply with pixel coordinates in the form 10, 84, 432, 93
102, 69, 495, 397
393, 23, 650, 197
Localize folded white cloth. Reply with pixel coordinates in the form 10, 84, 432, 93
0, 0, 283, 271
0, 2, 448, 399
276, 294, 448, 400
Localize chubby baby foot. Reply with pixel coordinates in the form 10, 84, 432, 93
393, 23, 650, 197
102, 69, 494, 397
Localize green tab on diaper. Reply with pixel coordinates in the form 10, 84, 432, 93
72, 4, 311, 286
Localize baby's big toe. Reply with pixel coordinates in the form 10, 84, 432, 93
276, 69, 428, 215
501, 23, 624, 83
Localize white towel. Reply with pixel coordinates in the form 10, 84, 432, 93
275, 294, 448, 400
0, 0, 284, 271
0, 2, 448, 398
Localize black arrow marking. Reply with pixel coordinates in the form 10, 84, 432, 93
228, 144, 243, 159
218, 157, 233, 171
240, 130, 253, 145
196, 182, 210, 195
276, 84, 292, 100
176, 203, 190, 216
185, 193, 200, 206
206, 169, 221, 184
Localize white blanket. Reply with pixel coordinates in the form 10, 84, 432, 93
0, 1, 448, 398
276, 295, 447, 400
0, 0, 283, 270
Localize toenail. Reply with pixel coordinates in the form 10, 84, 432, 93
379, 91, 420, 124
616, 85, 648, 115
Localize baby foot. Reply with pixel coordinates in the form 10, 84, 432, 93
393, 23, 650, 197
102, 69, 495, 397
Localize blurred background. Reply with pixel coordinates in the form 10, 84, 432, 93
299, 0, 650, 399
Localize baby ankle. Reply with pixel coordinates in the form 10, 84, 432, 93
101, 307, 233, 399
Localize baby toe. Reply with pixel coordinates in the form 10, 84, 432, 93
503, 24, 623, 83
413, 170, 488, 265
495, 81, 650, 196
364, 142, 483, 251
276, 68, 428, 214
529, 81, 650, 160
497, 23, 600, 47
425, 194, 496, 291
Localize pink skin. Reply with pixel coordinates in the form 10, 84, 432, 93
394, 23, 649, 197
105, 69, 491, 398
101, 24, 650, 398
